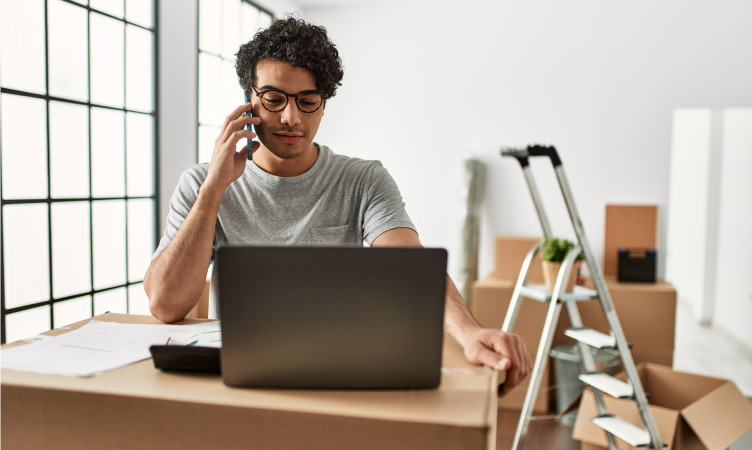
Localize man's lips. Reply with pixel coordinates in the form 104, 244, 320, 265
274, 132, 304, 144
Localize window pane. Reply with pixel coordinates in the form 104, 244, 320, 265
241, 3, 260, 41
92, 200, 126, 289
49, 0, 88, 102
199, 0, 221, 54
128, 283, 150, 315
126, 113, 154, 196
5, 306, 51, 343
3, 204, 50, 308
1, 94, 48, 199
221, 60, 241, 121
94, 287, 127, 315
127, 198, 154, 282
198, 124, 220, 163
126, 0, 153, 28
0, 0, 46, 94
52, 201, 91, 298
50, 101, 90, 198
198, 52, 222, 126
126, 24, 154, 112
221, 0, 240, 59
91, 13, 125, 108
91, 108, 125, 197
90, 0, 124, 18
53, 296, 92, 328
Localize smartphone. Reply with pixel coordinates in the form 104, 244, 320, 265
244, 89, 254, 161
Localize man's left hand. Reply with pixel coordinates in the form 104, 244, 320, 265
461, 328, 532, 397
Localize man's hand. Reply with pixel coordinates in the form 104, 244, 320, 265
461, 327, 532, 397
204, 102, 261, 194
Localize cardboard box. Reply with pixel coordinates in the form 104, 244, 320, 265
573, 363, 752, 450
2, 314, 499, 450
492, 235, 544, 282
578, 277, 676, 362
604, 205, 658, 278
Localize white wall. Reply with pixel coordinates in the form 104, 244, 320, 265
713, 109, 752, 347
304, 0, 752, 290
666, 109, 716, 323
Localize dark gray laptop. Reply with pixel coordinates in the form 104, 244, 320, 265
216, 246, 447, 389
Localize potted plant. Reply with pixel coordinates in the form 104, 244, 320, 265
541, 237, 583, 292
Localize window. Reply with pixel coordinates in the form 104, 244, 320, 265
0, 0, 157, 344
197, 0, 272, 163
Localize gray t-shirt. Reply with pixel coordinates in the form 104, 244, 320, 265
152, 145, 415, 318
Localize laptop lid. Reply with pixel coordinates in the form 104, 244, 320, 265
217, 246, 447, 389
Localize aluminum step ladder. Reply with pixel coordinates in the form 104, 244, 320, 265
499, 145, 664, 450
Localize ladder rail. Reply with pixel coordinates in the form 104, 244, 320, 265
552, 163, 664, 449
501, 240, 544, 333
509, 249, 579, 450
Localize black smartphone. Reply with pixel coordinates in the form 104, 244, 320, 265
244, 89, 254, 161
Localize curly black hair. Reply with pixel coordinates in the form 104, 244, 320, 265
235, 16, 344, 99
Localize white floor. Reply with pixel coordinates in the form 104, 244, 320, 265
673, 298, 752, 396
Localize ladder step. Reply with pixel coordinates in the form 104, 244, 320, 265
580, 373, 634, 398
565, 328, 616, 348
518, 285, 598, 303
592, 415, 651, 447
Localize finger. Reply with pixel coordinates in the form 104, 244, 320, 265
471, 345, 511, 371
220, 103, 252, 131
221, 113, 260, 144
491, 334, 521, 371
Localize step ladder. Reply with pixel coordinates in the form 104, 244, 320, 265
499, 145, 664, 450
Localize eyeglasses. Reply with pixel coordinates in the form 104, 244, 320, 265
250, 86, 326, 113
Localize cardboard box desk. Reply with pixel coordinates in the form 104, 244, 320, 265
1, 313, 501, 450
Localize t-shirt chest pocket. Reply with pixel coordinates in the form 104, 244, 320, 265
310, 224, 353, 246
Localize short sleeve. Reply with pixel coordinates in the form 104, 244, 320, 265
362, 163, 416, 245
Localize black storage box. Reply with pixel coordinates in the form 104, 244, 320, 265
617, 248, 656, 282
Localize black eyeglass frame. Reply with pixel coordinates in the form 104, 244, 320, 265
250, 86, 327, 113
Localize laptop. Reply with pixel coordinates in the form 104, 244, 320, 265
216, 246, 447, 389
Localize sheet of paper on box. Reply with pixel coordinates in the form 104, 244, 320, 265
0, 320, 221, 377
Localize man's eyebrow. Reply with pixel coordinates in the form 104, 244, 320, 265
258, 85, 280, 91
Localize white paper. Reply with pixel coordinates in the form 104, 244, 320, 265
0, 320, 220, 377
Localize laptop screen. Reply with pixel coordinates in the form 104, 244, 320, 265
217, 246, 447, 389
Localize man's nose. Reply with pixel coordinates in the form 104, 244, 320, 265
280, 99, 301, 126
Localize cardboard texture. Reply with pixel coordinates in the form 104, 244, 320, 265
492, 235, 544, 282
603, 204, 658, 278
1, 314, 500, 450
572, 363, 752, 450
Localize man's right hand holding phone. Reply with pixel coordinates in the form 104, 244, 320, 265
203, 102, 260, 196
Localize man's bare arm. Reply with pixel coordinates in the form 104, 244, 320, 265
144, 186, 223, 323
144, 103, 259, 323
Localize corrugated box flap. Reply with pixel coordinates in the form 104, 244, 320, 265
681, 381, 752, 450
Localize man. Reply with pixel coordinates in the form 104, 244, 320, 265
144, 17, 531, 395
